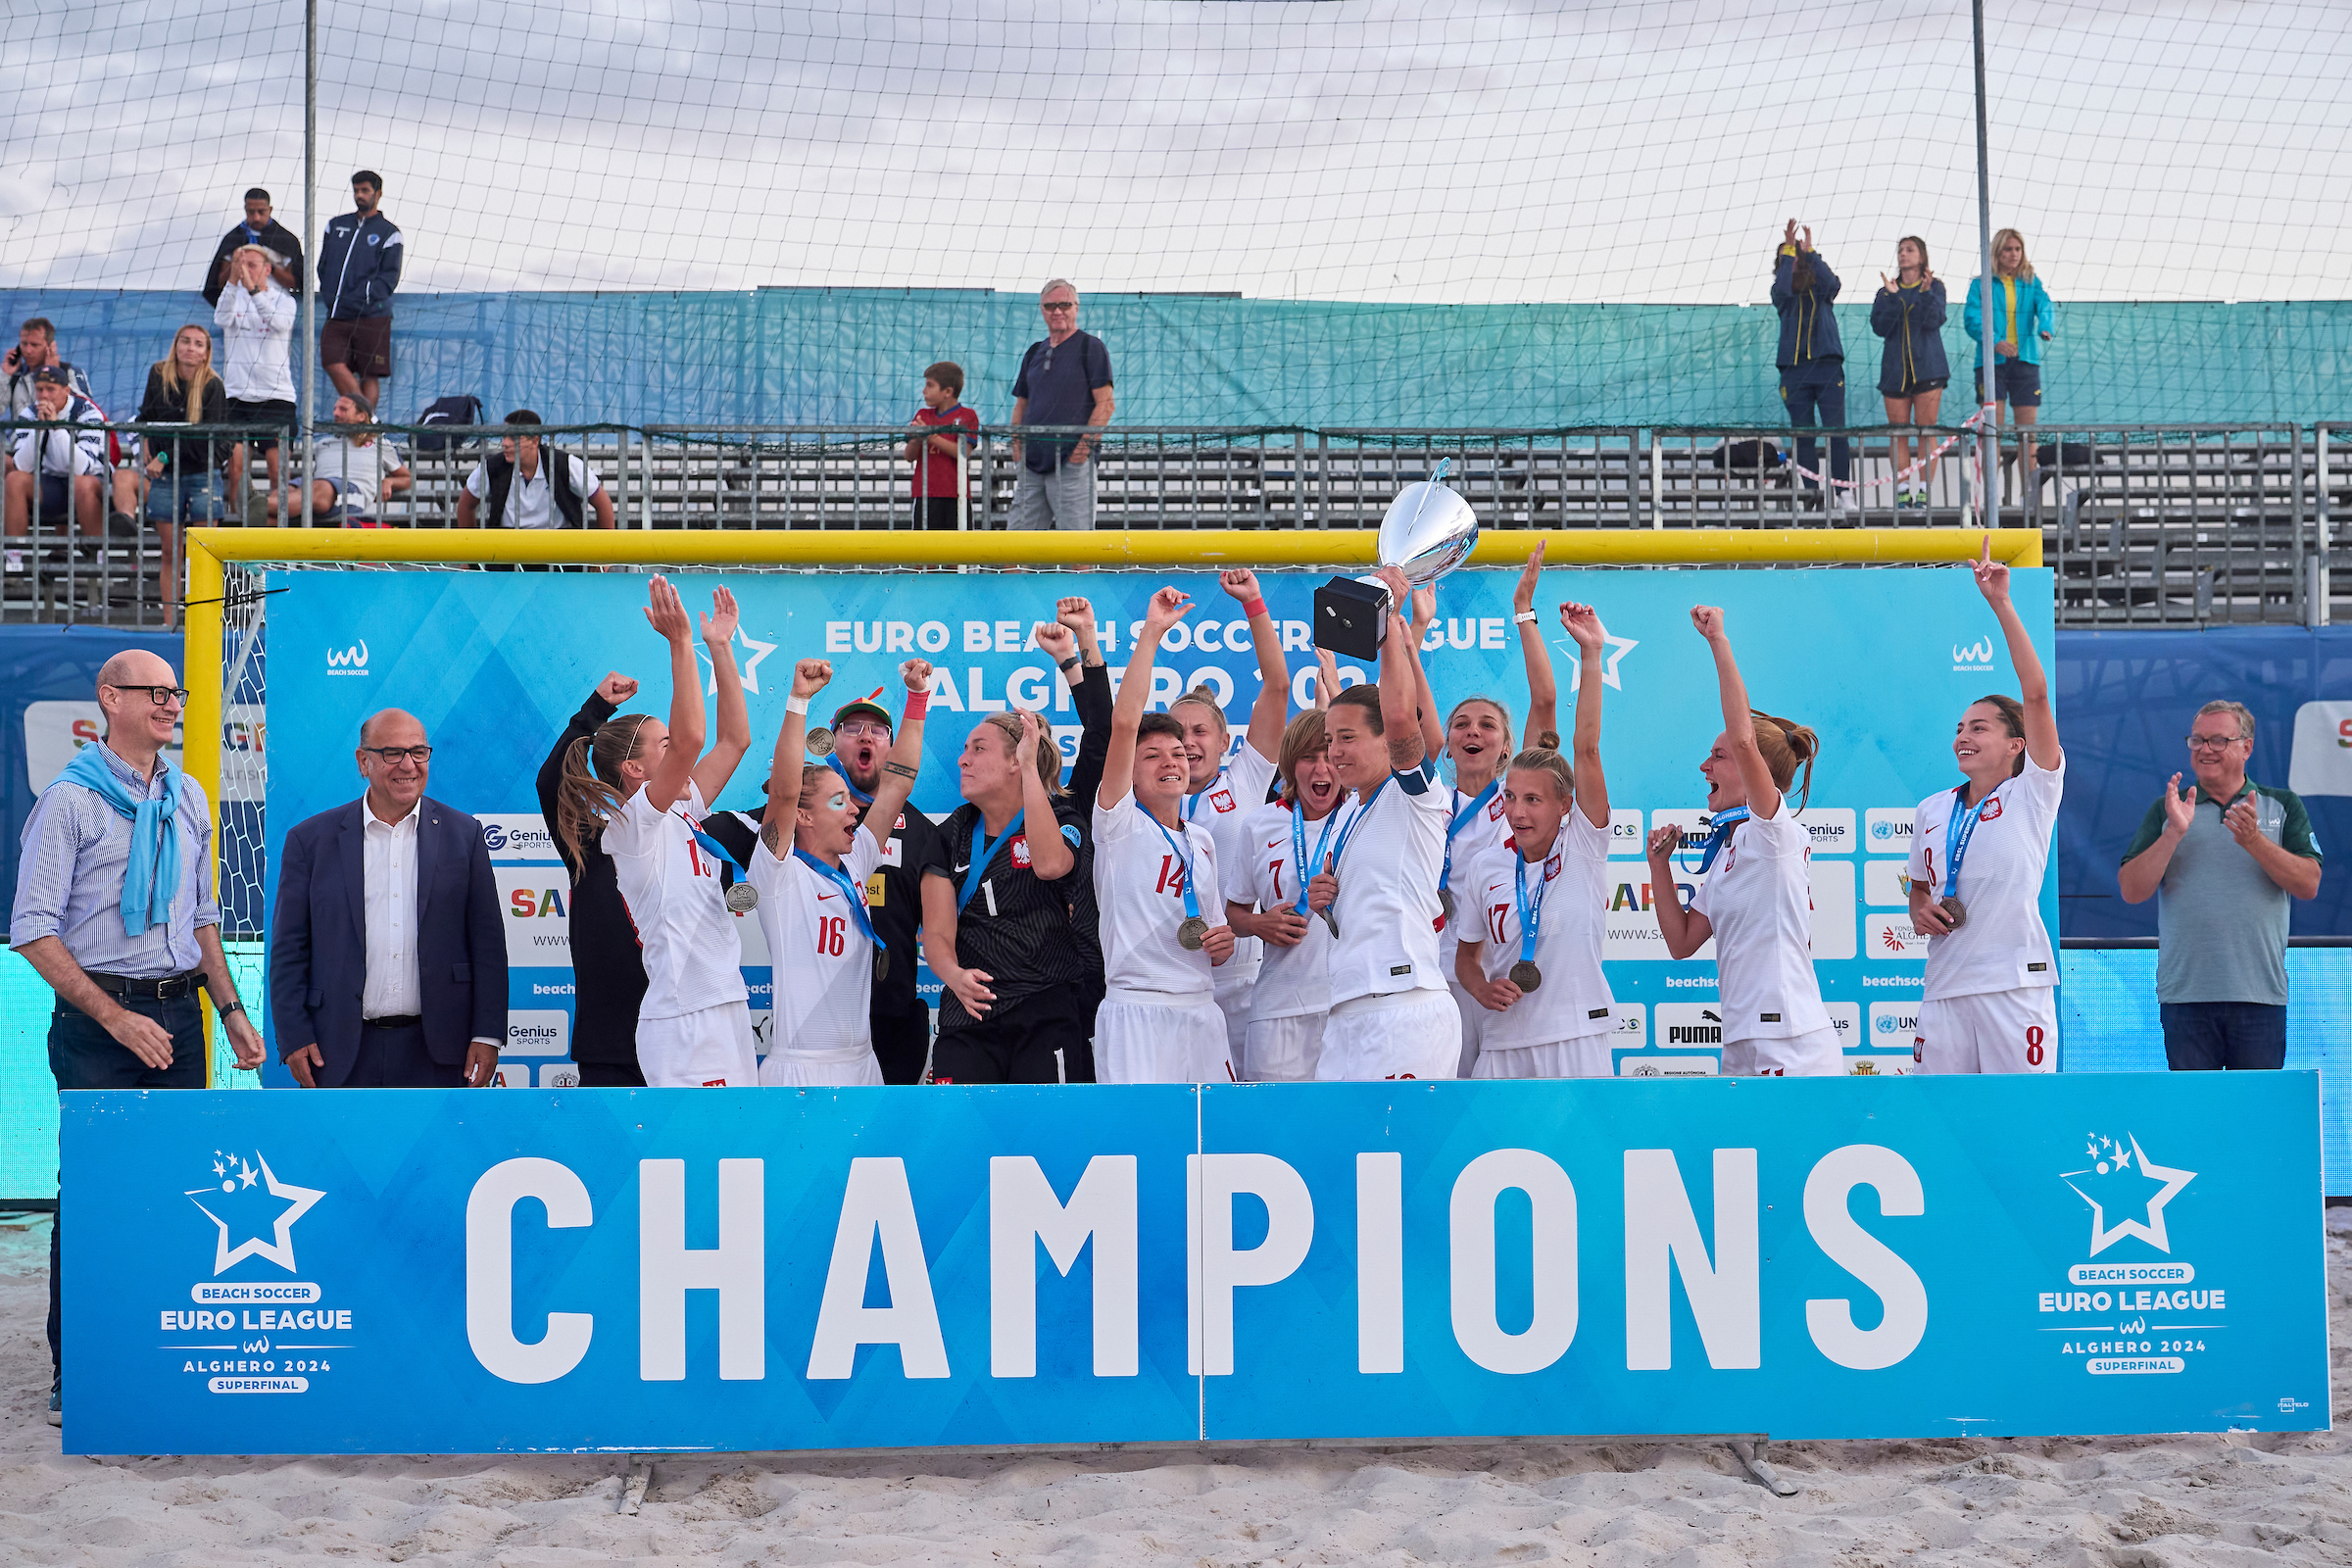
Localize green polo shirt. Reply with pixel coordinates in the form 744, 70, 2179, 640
2121, 778, 2322, 1005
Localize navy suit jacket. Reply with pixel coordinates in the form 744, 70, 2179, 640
269, 796, 508, 1086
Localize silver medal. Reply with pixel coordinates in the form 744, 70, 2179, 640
1438, 886, 1456, 921
873, 949, 890, 982
724, 880, 759, 914
1938, 895, 1967, 930
1508, 960, 1543, 992
1178, 916, 1209, 952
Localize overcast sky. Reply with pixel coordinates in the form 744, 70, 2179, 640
2, 0, 2344, 304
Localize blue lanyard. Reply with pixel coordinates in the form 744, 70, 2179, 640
1942, 787, 1996, 898
1290, 802, 1343, 914
957, 817, 1018, 912
1326, 777, 1390, 877
1137, 805, 1200, 920
825, 753, 874, 807
1185, 765, 1227, 823
792, 848, 883, 951
1441, 780, 1498, 892
1513, 849, 1549, 964
1678, 807, 1750, 876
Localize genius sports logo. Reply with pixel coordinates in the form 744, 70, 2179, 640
2043, 1132, 2217, 1377
170, 1152, 349, 1396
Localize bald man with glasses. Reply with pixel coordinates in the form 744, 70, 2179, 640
269, 709, 508, 1088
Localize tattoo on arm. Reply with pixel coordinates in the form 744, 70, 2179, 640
760, 814, 785, 857
884, 760, 919, 780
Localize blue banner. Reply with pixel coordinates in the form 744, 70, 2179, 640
62, 1075, 2326, 1454
260, 566, 2057, 1081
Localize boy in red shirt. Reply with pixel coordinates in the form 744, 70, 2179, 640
905, 361, 978, 530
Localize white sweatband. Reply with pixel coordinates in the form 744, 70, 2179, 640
785, 695, 809, 716
1513, 611, 1539, 625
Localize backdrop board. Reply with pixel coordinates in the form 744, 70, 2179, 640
60, 1074, 2326, 1455
260, 566, 2058, 1081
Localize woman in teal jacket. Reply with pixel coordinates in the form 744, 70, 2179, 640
1870, 236, 1947, 509
1964, 227, 2057, 499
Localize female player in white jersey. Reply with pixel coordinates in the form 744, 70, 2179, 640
1453, 603, 1620, 1076
1643, 605, 1840, 1076
1905, 536, 2065, 1072
1229, 709, 1347, 1080
1305, 564, 1457, 1080
553, 575, 756, 1088
1434, 543, 1561, 1076
1165, 568, 1296, 1071
748, 654, 932, 1086
1092, 586, 1237, 1082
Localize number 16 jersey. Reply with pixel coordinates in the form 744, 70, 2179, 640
750, 824, 887, 1057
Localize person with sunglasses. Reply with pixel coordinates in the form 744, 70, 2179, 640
13, 651, 266, 1428
1007, 279, 1114, 531
270, 708, 508, 1089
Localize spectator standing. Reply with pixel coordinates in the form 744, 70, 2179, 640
269, 710, 507, 1088
266, 394, 411, 523
455, 411, 615, 528
2, 318, 95, 420
131, 324, 229, 533
2118, 701, 2324, 1071
1870, 236, 1948, 509
1770, 220, 1855, 516
10, 650, 266, 1426
4, 368, 112, 548
537, 672, 653, 1087
1964, 227, 2057, 503
318, 171, 402, 412
215, 245, 299, 506
905, 362, 978, 529
1008, 280, 1113, 531
199, 188, 303, 306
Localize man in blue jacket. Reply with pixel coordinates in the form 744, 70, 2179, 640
269, 708, 507, 1088
318, 172, 403, 413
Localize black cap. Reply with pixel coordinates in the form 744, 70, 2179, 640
30, 366, 69, 387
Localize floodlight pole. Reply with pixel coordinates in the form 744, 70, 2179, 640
300, 0, 318, 529
1972, 0, 1997, 524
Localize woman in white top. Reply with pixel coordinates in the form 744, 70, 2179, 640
1644, 606, 1840, 1077
1093, 586, 1238, 1082
1229, 709, 1348, 1081
1905, 535, 2065, 1073
1454, 603, 1619, 1077
553, 575, 756, 1087
1435, 542, 1561, 1077
751, 654, 933, 1086
1305, 565, 1456, 1080
1165, 568, 1297, 1072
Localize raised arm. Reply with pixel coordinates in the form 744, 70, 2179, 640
690, 585, 753, 808
1218, 568, 1290, 760
1513, 542, 1557, 749
1972, 534, 2059, 770
1375, 565, 1431, 772
858, 659, 934, 838
1043, 598, 1113, 809
758, 658, 831, 857
643, 575, 705, 815
1406, 582, 1444, 760
1100, 587, 1193, 811
1692, 605, 1781, 820
538, 673, 635, 876
1560, 602, 1611, 828
1013, 711, 1075, 881
1314, 645, 1339, 710
1644, 825, 1714, 959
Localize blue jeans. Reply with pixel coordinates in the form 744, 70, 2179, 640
47, 993, 207, 1382
1780, 364, 1851, 487
143, 470, 225, 524
2160, 1002, 2286, 1071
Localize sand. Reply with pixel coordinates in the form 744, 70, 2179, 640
2, 1209, 2347, 1566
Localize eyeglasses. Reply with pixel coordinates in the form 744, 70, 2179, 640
1041, 301, 1077, 314
103, 684, 189, 707
362, 745, 434, 764
834, 718, 892, 740
2184, 734, 2243, 751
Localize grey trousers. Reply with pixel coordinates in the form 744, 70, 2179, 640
1009, 459, 1097, 530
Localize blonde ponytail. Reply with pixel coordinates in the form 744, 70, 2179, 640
553, 714, 649, 880
1749, 710, 1820, 811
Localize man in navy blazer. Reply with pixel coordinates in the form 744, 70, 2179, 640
270, 709, 507, 1087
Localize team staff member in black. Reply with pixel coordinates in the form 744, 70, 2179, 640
1033, 596, 1117, 1080
537, 671, 652, 1086
921, 710, 1091, 1082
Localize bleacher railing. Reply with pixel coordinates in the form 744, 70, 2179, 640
6, 419, 2341, 628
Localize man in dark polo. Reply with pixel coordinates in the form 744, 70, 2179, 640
1007, 278, 1114, 530
2118, 699, 2324, 1070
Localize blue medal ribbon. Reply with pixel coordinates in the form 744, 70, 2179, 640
1440, 780, 1499, 896
1941, 787, 1996, 900
1513, 848, 1549, 966
824, 753, 875, 807
1325, 777, 1390, 879
1184, 764, 1228, 823
792, 847, 884, 952
1290, 801, 1343, 915
1677, 806, 1751, 876
1137, 804, 1201, 920
956, 817, 1019, 913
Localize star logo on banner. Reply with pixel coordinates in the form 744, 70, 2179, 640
1553, 632, 1639, 693
2060, 1132, 2195, 1256
186, 1151, 324, 1275
700, 624, 777, 696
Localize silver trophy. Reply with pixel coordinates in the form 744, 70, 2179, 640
1315, 459, 1483, 657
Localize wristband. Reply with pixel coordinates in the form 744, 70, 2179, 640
1056, 654, 1081, 673
218, 1001, 245, 1018
904, 688, 929, 720
1513, 611, 1538, 625
1243, 596, 1267, 620
785, 695, 809, 716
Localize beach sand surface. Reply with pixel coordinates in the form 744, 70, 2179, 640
2, 1209, 2346, 1565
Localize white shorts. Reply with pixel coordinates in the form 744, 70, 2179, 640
1915, 987, 2059, 1074
1243, 1012, 1325, 1082
1214, 981, 1254, 1074
759, 1042, 885, 1088
636, 1000, 759, 1088
1721, 1025, 1843, 1078
1316, 990, 1461, 1082
1472, 1034, 1615, 1080
1446, 974, 1488, 1079
1095, 990, 1232, 1084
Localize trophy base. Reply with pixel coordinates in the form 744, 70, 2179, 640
1314, 574, 1391, 660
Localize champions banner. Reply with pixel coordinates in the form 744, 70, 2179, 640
62, 1074, 2326, 1454
260, 565, 2059, 1080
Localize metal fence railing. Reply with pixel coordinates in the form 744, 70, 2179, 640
6, 417, 2343, 628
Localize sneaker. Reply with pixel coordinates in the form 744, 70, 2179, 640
1835, 493, 1861, 521
46, 1378, 60, 1428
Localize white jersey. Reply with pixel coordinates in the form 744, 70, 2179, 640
1688, 808, 1831, 1044
1907, 753, 2065, 1001
1437, 781, 1517, 978
1187, 743, 1279, 999
1466, 812, 1617, 1051
602, 780, 748, 1023
1327, 757, 1448, 1005
1091, 799, 1223, 999
1236, 799, 1342, 1023
750, 824, 887, 1057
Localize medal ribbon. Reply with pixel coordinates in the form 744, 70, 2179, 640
1290, 801, 1344, 915
792, 848, 884, 952
1441, 779, 1499, 895
1184, 763, 1229, 823
1678, 806, 1751, 876
1513, 850, 1548, 966
824, 753, 875, 807
956, 817, 1019, 912
686, 811, 745, 891
1325, 777, 1390, 878
1942, 788, 1996, 900
1138, 804, 1201, 921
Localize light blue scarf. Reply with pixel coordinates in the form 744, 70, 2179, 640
58, 743, 184, 935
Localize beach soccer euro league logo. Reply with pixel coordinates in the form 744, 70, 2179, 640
185, 1151, 324, 1273
2061, 1132, 2195, 1255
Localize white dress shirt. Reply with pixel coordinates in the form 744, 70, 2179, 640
361, 796, 422, 1020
